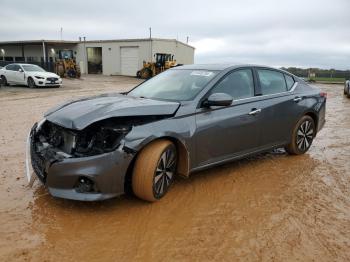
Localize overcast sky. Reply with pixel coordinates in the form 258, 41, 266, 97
1, 0, 349, 69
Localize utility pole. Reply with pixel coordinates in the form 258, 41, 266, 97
186, 36, 189, 44
83, 36, 87, 74
149, 27, 152, 62
60, 27, 63, 41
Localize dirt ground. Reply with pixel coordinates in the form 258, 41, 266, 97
0, 76, 349, 261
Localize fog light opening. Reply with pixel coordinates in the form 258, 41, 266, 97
75, 177, 97, 193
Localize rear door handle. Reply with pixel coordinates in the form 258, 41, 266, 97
249, 108, 262, 116
293, 96, 302, 102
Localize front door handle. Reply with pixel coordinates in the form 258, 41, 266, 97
293, 96, 302, 102
249, 108, 262, 116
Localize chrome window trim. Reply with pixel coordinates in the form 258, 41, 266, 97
231, 82, 298, 103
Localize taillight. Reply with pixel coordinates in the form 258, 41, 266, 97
320, 92, 327, 99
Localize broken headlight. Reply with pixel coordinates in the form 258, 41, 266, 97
74, 125, 131, 156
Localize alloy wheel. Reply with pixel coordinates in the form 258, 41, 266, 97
153, 146, 177, 198
296, 120, 314, 151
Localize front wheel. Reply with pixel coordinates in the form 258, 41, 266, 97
27, 77, 36, 88
132, 140, 177, 202
285, 115, 315, 155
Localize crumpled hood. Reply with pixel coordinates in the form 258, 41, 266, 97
44, 93, 180, 130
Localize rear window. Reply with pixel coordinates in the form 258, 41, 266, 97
257, 69, 287, 95
284, 74, 295, 90
5, 64, 15, 71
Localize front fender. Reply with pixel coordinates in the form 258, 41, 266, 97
122, 116, 196, 173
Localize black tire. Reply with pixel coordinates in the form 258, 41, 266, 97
1, 75, 8, 86
285, 115, 315, 155
140, 68, 152, 79
27, 77, 36, 88
132, 140, 177, 202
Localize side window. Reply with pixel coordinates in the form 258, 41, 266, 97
257, 69, 287, 95
12, 65, 20, 71
210, 69, 254, 100
284, 74, 295, 90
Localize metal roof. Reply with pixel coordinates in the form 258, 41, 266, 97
0, 40, 78, 45
0, 38, 195, 49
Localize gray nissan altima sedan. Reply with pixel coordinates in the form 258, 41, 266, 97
28, 64, 326, 201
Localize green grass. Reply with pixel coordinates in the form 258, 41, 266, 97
308, 77, 345, 83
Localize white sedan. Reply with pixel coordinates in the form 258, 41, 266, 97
0, 63, 62, 88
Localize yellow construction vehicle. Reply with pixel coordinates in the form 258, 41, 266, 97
55, 58, 81, 78
136, 53, 180, 79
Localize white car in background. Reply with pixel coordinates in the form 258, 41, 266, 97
0, 63, 62, 88
344, 80, 350, 98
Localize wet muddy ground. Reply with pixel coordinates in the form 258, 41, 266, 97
0, 76, 349, 261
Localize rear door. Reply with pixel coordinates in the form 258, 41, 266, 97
194, 68, 263, 167
4, 64, 15, 82
254, 68, 301, 147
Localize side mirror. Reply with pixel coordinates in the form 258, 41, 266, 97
203, 93, 233, 107
19, 68, 23, 72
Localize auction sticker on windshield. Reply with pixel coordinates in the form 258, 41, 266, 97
190, 71, 214, 77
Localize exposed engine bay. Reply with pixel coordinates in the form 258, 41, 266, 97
32, 116, 166, 159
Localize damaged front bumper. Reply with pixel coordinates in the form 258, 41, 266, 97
27, 123, 134, 201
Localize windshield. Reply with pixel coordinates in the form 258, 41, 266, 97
128, 69, 218, 101
22, 65, 46, 72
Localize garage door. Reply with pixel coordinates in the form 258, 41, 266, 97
121, 47, 139, 76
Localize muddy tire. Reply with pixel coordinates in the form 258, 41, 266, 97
285, 115, 315, 155
132, 139, 177, 202
27, 77, 36, 88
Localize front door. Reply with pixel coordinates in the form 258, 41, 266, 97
13, 64, 25, 84
194, 68, 262, 167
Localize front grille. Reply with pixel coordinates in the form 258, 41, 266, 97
47, 77, 58, 82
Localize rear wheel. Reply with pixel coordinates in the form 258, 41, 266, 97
27, 77, 36, 88
1, 75, 8, 86
132, 140, 177, 202
285, 115, 315, 155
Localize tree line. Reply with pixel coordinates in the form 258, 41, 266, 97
281, 67, 350, 79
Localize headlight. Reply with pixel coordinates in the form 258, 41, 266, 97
35, 118, 46, 132
35, 76, 44, 79
74, 125, 131, 156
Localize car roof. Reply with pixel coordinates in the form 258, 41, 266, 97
6, 63, 40, 66
173, 63, 296, 76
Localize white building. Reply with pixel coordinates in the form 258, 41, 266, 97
0, 38, 195, 76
